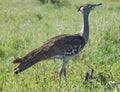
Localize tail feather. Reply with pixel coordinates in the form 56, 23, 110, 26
13, 45, 56, 74
13, 58, 22, 64
13, 55, 45, 74
13, 50, 52, 74
14, 67, 20, 74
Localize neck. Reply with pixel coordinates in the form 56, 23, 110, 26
80, 13, 89, 43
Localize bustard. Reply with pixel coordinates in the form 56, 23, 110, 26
13, 3, 102, 84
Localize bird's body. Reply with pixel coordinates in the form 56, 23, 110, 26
13, 3, 102, 84
14, 34, 85, 73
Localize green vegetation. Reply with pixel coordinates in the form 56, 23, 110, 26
0, 0, 120, 92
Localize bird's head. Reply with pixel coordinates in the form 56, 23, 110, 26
78, 3, 102, 14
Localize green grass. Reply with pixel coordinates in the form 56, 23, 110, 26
0, 0, 120, 92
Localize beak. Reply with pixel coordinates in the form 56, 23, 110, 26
91, 3, 102, 8
78, 3, 102, 12
90, 3, 102, 10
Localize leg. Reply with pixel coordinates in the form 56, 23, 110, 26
58, 57, 69, 84
58, 67, 64, 84
64, 68, 68, 84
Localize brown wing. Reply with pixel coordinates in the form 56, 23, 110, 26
19, 34, 85, 61
40, 34, 85, 57
13, 34, 85, 74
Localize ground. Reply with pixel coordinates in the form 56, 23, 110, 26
0, 0, 120, 92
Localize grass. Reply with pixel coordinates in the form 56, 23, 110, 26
0, 0, 120, 92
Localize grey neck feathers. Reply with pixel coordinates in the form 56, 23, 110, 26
80, 13, 89, 43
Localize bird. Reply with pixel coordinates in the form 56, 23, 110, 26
13, 3, 102, 84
